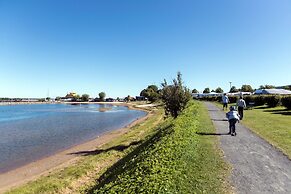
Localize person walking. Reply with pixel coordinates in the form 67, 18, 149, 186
226, 106, 240, 136
237, 96, 246, 120
222, 93, 229, 110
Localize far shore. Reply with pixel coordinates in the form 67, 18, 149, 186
0, 103, 153, 193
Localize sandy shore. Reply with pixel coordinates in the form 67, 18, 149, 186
0, 103, 151, 193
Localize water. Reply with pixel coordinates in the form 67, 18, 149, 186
0, 103, 146, 173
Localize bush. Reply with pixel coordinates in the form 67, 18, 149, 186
253, 95, 265, 106
228, 96, 238, 103
265, 95, 281, 107
281, 96, 291, 109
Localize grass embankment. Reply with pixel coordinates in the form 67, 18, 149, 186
7, 101, 230, 193
241, 106, 291, 158
90, 101, 230, 193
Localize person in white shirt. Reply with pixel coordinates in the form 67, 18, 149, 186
222, 93, 229, 110
226, 106, 240, 136
237, 96, 246, 120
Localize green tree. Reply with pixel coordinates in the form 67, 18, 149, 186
203, 88, 210, 93
72, 95, 80, 102
99, 92, 106, 102
229, 86, 239, 93
215, 87, 224, 93
259, 85, 276, 89
55, 96, 61, 101
81, 94, 90, 102
140, 85, 160, 102
192, 89, 198, 93
241, 85, 254, 92
161, 72, 192, 118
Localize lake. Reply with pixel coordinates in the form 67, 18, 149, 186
0, 103, 146, 173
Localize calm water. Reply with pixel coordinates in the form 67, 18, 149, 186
0, 103, 146, 173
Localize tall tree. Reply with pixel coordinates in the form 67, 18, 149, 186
161, 72, 192, 118
192, 89, 198, 93
99, 92, 106, 102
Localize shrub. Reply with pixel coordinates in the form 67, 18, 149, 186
281, 96, 291, 109
228, 96, 238, 103
253, 95, 265, 106
265, 95, 281, 107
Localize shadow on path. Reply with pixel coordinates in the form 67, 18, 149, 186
196, 132, 230, 136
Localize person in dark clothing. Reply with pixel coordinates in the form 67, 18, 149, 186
237, 96, 246, 120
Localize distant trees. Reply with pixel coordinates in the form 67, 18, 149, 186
140, 85, 160, 102
81, 94, 89, 102
55, 96, 61, 101
259, 85, 275, 89
241, 85, 254, 92
229, 86, 239, 93
72, 95, 80, 102
215, 87, 223, 93
161, 72, 192, 118
99, 92, 106, 102
192, 89, 198, 93
203, 88, 210, 93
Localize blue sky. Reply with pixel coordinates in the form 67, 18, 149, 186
0, 0, 291, 98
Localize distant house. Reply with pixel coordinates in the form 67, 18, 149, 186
254, 89, 291, 95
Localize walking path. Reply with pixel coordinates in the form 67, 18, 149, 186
204, 102, 291, 194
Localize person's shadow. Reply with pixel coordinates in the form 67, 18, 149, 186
196, 132, 230, 136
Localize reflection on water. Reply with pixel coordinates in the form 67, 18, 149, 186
0, 104, 146, 173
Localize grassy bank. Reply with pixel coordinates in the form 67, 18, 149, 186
89, 100, 230, 193
7, 101, 230, 193
241, 105, 291, 158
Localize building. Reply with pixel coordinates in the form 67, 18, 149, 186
254, 89, 291, 95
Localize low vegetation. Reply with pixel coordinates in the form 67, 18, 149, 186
90, 101, 230, 193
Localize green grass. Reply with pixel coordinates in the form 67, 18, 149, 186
90, 100, 231, 194
241, 105, 291, 158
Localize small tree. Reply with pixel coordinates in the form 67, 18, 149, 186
259, 85, 276, 89
192, 89, 198, 93
161, 72, 192, 118
140, 85, 160, 102
55, 96, 61, 101
215, 87, 223, 93
81, 94, 89, 102
203, 88, 210, 93
241, 85, 254, 92
229, 86, 239, 93
99, 92, 106, 102
72, 95, 80, 102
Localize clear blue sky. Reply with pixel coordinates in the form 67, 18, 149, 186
1, 0, 291, 98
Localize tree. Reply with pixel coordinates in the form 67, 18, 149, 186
215, 87, 224, 93
241, 85, 254, 92
140, 84, 160, 102
72, 95, 80, 102
192, 89, 198, 93
81, 94, 89, 102
203, 87, 210, 93
99, 92, 106, 102
55, 96, 61, 101
259, 85, 275, 89
161, 72, 192, 118
229, 86, 239, 93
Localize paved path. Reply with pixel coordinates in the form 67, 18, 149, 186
204, 102, 291, 194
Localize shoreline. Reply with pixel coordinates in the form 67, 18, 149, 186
0, 103, 152, 193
